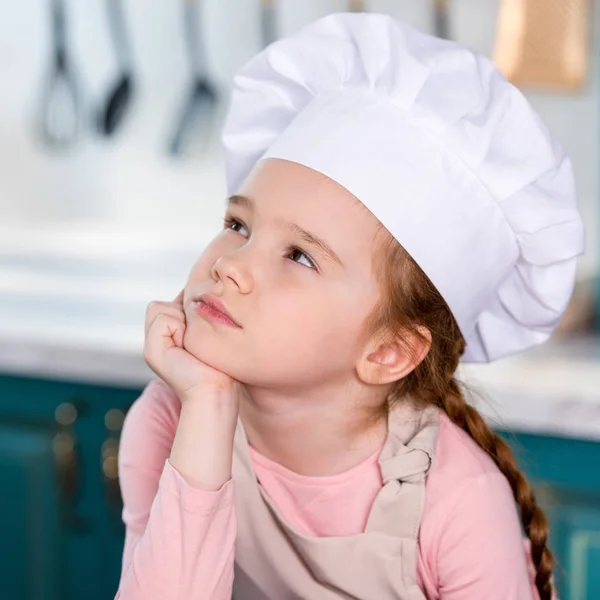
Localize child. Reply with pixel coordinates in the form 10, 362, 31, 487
115, 12, 583, 600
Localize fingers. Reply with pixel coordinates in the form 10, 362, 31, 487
145, 298, 185, 339
143, 312, 185, 372
145, 312, 185, 353
152, 313, 185, 350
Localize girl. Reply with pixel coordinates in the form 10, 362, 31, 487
115, 12, 583, 600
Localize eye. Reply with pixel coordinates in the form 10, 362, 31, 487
222, 215, 248, 236
288, 248, 317, 270
221, 216, 318, 271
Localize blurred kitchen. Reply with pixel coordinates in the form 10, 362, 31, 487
0, 0, 599, 599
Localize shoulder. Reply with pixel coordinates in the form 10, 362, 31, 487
423, 409, 516, 524
431, 409, 507, 481
418, 410, 532, 596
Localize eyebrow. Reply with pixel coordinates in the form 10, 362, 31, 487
227, 194, 343, 267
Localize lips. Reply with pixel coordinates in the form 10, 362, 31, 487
197, 293, 241, 327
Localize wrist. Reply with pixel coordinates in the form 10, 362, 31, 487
179, 393, 240, 430
179, 385, 241, 409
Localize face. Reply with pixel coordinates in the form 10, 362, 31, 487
183, 158, 384, 391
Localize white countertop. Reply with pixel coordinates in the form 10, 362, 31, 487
1, 220, 599, 442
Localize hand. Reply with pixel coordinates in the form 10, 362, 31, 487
143, 289, 241, 402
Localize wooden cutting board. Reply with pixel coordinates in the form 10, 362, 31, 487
493, 0, 591, 91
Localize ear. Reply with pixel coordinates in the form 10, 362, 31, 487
355, 326, 432, 386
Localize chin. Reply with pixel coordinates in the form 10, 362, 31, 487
182, 325, 243, 378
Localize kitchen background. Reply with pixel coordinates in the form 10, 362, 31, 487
0, 0, 599, 599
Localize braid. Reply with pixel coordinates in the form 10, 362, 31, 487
440, 362, 554, 599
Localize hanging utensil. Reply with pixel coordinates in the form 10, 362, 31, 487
37, 0, 82, 150
347, 0, 366, 12
167, 0, 218, 158
97, 0, 135, 136
493, 0, 590, 91
433, 0, 451, 40
259, 0, 277, 48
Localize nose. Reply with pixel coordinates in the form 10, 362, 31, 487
210, 248, 253, 293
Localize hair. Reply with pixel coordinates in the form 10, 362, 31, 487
363, 222, 554, 600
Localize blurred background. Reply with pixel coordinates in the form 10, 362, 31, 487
0, 1, 599, 599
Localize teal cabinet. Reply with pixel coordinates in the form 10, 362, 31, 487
0, 374, 143, 600
0, 423, 61, 600
0, 372, 599, 599
499, 432, 600, 600
553, 499, 600, 600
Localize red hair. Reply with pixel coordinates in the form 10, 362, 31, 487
363, 224, 554, 599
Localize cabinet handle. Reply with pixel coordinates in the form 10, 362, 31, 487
53, 402, 88, 532
102, 409, 125, 524
102, 438, 120, 504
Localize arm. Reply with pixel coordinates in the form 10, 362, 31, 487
435, 473, 538, 600
114, 379, 238, 600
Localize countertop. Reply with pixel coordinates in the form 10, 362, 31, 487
1, 219, 599, 442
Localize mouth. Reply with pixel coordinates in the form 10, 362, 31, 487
194, 294, 242, 328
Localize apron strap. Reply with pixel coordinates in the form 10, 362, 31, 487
366, 405, 439, 540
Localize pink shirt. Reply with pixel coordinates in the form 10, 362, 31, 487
115, 378, 539, 599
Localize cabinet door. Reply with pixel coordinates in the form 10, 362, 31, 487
83, 386, 142, 600
552, 496, 600, 600
0, 374, 142, 600
0, 422, 62, 600
502, 432, 600, 600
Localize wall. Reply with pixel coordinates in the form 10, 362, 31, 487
0, 0, 597, 277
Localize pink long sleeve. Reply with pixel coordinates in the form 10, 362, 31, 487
114, 379, 236, 600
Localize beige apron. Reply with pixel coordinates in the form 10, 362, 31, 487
231, 403, 440, 600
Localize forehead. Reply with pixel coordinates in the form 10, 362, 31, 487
236, 158, 382, 274
238, 158, 376, 227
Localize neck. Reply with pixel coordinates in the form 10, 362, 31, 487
239, 383, 388, 477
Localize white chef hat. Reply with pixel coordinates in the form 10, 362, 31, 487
220, 12, 585, 363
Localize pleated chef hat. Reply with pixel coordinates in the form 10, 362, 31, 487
220, 12, 585, 363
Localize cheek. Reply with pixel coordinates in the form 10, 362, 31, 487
259, 290, 363, 356
185, 254, 211, 284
